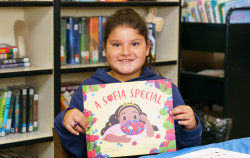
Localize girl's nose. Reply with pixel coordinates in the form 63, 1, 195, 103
121, 45, 131, 56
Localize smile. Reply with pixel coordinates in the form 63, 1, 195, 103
120, 59, 134, 62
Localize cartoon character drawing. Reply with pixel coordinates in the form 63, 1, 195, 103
101, 100, 158, 143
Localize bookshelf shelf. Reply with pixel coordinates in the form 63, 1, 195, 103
61, 1, 179, 7
61, 60, 177, 74
0, 1, 54, 7
0, 67, 53, 78
0, 132, 53, 149
181, 22, 226, 52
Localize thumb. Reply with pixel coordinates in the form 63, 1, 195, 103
150, 7, 157, 16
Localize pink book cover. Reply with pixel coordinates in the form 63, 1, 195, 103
83, 79, 176, 158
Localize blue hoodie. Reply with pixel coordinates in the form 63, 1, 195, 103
54, 67, 202, 158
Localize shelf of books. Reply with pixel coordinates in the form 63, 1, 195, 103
0, 4, 54, 158
0, 1, 53, 7
61, 1, 179, 7
60, 6, 179, 81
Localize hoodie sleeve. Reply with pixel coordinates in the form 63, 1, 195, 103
172, 84, 202, 150
54, 85, 87, 158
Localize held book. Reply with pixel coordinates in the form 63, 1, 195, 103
83, 79, 176, 158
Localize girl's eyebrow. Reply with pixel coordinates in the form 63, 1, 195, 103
109, 38, 142, 42
121, 112, 126, 115
132, 111, 138, 113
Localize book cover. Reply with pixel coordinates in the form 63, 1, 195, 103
80, 17, 90, 64
0, 43, 18, 53
0, 57, 29, 65
83, 79, 176, 158
210, 0, 218, 23
1, 90, 12, 136
0, 90, 8, 135
224, 0, 250, 24
146, 23, 156, 60
62, 91, 72, 105
33, 94, 38, 131
0, 53, 13, 60
66, 17, 80, 64
0, 62, 30, 69
98, 16, 108, 63
61, 18, 67, 65
198, 0, 207, 23
6, 92, 15, 135
89, 17, 99, 64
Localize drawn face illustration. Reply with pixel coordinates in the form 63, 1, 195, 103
118, 107, 140, 125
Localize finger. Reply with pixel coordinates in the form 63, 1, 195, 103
66, 124, 79, 136
74, 125, 85, 134
76, 118, 88, 132
177, 120, 191, 126
170, 106, 187, 115
173, 114, 189, 121
76, 112, 90, 127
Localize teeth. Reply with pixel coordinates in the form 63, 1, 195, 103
121, 60, 131, 62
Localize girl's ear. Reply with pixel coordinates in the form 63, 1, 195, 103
102, 42, 107, 57
146, 40, 151, 56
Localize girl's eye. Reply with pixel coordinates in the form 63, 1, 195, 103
132, 42, 139, 46
133, 114, 137, 119
122, 115, 126, 120
113, 43, 120, 47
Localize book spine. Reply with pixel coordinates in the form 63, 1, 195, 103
61, 94, 69, 111
33, 94, 38, 131
6, 93, 15, 134
1, 91, 12, 136
146, 23, 156, 60
0, 91, 7, 135
98, 17, 107, 62
66, 17, 80, 64
0, 53, 13, 59
80, 17, 90, 64
19, 88, 27, 133
0, 62, 30, 69
61, 18, 67, 65
0, 57, 29, 65
0, 47, 18, 53
89, 17, 99, 63
27, 88, 34, 132
15, 94, 19, 133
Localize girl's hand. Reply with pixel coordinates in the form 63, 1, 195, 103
63, 109, 89, 136
170, 105, 197, 131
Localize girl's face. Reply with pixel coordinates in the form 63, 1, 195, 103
118, 107, 140, 125
103, 26, 150, 77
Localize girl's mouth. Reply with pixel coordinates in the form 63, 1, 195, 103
119, 59, 134, 62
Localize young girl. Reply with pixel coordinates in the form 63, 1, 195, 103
101, 100, 158, 143
54, 8, 202, 158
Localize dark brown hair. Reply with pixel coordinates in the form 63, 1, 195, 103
103, 8, 161, 76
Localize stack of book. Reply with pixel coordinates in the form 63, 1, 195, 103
0, 85, 38, 137
61, 16, 156, 65
0, 44, 30, 69
182, 0, 250, 23
60, 82, 80, 111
